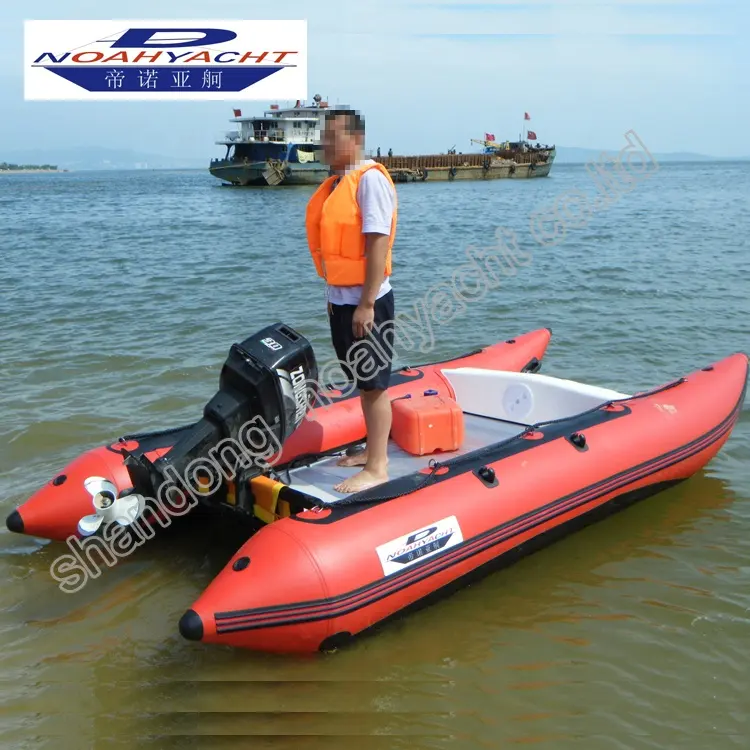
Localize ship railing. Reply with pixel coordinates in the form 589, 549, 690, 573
217, 130, 289, 143
226, 130, 286, 143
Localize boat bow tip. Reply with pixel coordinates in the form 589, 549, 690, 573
179, 609, 204, 642
5, 509, 23, 534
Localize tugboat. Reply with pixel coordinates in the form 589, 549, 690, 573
209, 94, 331, 186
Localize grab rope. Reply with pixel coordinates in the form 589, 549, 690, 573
118, 373, 687, 513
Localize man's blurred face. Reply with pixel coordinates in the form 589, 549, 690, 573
322, 115, 362, 171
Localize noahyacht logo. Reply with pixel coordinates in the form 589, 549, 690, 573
24, 20, 307, 101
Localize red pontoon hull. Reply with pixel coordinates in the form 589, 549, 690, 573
7, 328, 551, 543
179, 352, 748, 654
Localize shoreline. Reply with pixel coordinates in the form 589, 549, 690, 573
0, 169, 67, 174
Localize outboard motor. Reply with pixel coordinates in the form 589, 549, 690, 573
123, 323, 318, 502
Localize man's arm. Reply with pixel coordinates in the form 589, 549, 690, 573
360, 232, 390, 308
352, 169, 395, 337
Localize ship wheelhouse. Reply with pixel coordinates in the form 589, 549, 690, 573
215, 96, 328, 166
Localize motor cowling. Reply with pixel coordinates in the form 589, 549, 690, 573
208, 322, 318, 448
125, 323, 318, 498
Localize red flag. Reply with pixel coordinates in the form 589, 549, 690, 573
524, 112, 531, 120
233, 108, 242, 117
527, 130, 537, 140
485, 132, 495, 141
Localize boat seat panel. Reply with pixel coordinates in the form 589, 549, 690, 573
439, 368, 630, 425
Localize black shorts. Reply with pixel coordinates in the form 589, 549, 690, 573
328, 289, 395, 392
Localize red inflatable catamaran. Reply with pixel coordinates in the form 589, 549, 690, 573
6, 324, 747, 655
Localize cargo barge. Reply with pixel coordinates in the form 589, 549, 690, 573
374, 139, 555, 182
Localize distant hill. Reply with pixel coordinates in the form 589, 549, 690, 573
553, 146, 748, 164
1, 147, 206, 171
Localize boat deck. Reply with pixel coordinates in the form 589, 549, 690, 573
286, 413, 524, 504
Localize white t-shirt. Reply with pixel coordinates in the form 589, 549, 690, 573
326, 159, 395, 306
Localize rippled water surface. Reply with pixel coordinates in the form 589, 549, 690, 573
1, 162, 749, 748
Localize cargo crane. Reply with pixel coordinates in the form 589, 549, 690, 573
470, 137, 511, 152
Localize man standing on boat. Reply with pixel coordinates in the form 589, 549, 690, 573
305, 109, 398, 493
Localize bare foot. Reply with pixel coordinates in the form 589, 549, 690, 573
336, 448, 367, 467
333, 467, 388, 494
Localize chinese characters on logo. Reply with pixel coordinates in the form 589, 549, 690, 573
202, 71, 223, 89
105, 70, 124, 89
103, 69, 224, 90
138, 69, 158, 89
172, 71, 190, 89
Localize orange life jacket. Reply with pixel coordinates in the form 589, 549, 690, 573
305, 161, 397, 286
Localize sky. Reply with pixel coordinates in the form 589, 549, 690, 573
1, 0, 747, 160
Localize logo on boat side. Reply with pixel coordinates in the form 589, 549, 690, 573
376, 516, 464, 577
24, 20, 307, 101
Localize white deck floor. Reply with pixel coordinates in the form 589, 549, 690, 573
286, 413, 525, 504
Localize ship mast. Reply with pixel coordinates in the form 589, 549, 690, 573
521, 111, 530, 143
